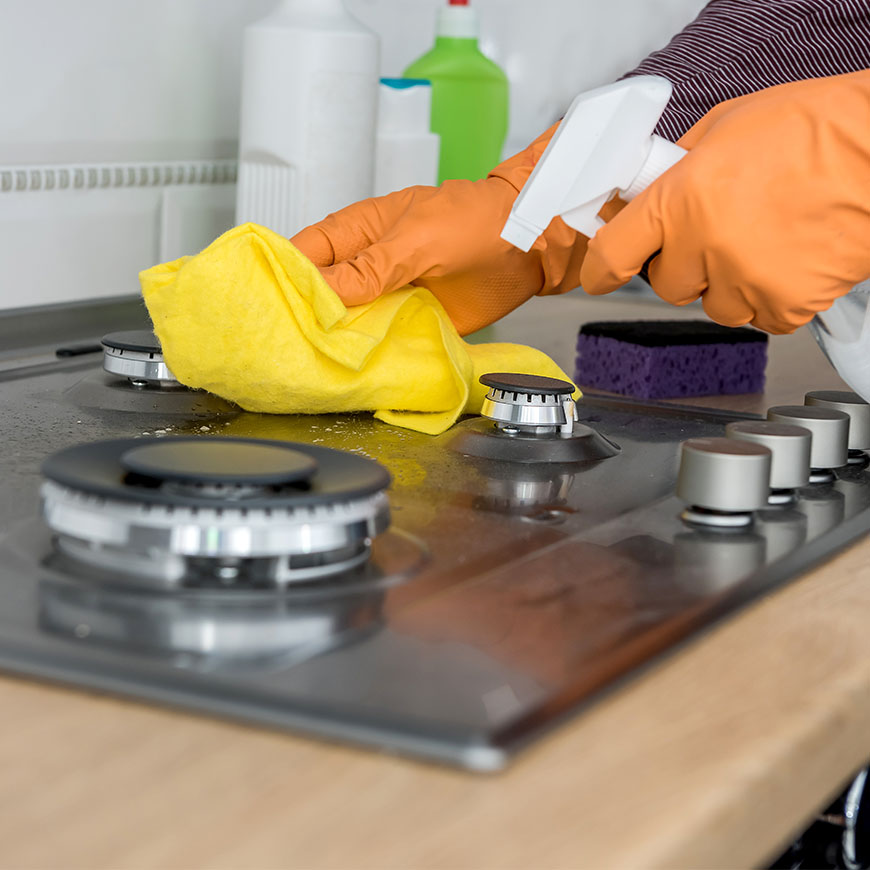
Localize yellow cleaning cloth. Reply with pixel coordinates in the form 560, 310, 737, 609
140, 223, 576, 436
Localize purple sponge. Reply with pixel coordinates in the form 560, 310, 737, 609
575, 320, 768, 400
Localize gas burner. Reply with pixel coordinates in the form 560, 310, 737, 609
40, 437, 392, 590
481, 373, 578, 435
102, 330, 179, 388
450, 373, 620, 464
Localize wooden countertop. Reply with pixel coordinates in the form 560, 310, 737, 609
3, 292, 868, 870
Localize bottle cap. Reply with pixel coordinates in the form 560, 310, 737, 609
437, 0, 478, 38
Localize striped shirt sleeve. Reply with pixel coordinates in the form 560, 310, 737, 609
623, 0, 870, 141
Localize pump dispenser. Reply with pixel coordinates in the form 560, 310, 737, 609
501, 76, 686, 251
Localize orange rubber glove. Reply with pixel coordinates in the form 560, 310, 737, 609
580, 70, 870, 335
290, 125, 589, 336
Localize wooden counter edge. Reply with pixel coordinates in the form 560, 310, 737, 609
0, 535, 869, 869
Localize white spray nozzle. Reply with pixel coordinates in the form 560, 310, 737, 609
501, 76, 687, 251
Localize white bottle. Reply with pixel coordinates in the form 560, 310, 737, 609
374, 78, 441, 198
235, 0, 380, 237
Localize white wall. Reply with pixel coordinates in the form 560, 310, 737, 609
348, 0, 707, 152
0, 0, 706, 313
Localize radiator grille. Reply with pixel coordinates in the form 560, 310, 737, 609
0, 160, 237, 194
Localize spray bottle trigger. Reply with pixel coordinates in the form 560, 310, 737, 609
560, 193, 609, 239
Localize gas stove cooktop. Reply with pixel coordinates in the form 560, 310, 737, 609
2, 307, 870, 771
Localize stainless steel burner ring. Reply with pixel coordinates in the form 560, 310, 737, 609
41, 480, 390, 589
482, 388, 575, 434
102, 344, 178, 387
479, 372, 578, 436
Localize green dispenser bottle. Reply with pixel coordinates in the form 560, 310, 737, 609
403, 0, 509, 183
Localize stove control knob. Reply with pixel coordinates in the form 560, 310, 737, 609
479, 373, 577, 435
767, 405, 849, 481
677, 437, 771, 527
805, 390, 870, 463
725, 420, 812, 498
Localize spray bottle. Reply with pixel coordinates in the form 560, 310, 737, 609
500, 76, 685, 249
501, 75, 869, 400
235, 0, 380, 237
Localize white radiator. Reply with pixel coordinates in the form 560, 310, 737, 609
0, 160, 237, 312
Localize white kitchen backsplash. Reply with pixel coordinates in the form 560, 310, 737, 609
347, 0, 708, 151
0, 0, 705, 312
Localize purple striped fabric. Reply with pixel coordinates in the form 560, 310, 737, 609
623, 0, 870, 141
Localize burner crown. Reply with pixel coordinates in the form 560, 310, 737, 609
479, 372, 577, 435
102, 329, 178, 388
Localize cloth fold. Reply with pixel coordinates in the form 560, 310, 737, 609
140, 223, 575, 435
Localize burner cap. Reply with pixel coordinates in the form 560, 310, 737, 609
101, 330, 162, 354
121, 441, 318, 487
479, 373, 574, 396
42, 437, 391, 508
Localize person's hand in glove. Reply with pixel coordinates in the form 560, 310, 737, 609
580, 70, 870, 335
290, 125, 590, 336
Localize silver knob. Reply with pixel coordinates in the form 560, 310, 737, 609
766, 405, 849, 479
805, 391, 870, 462
725, 420, 811, 498
677, 437, 771, 528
